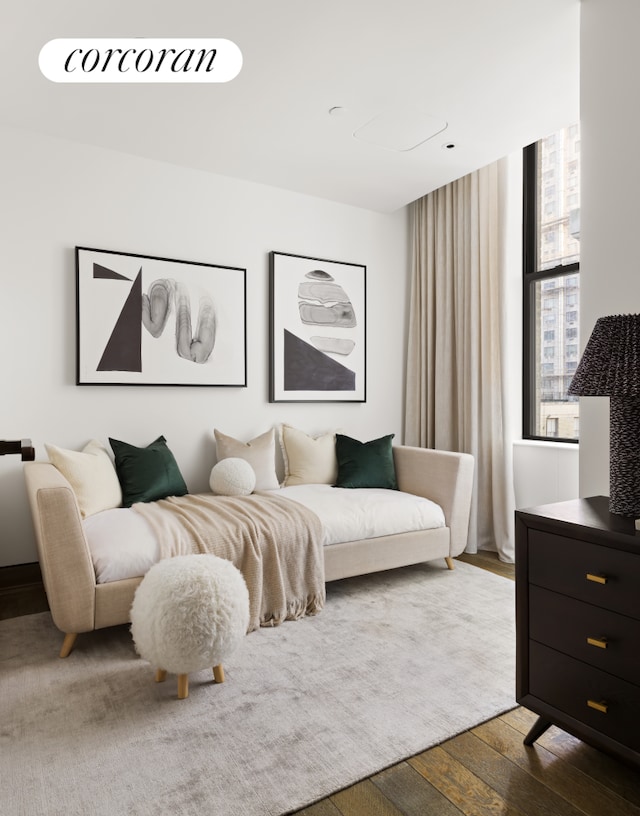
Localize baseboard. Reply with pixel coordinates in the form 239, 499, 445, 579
0, 561, 43, 589
0, 562, 49, 620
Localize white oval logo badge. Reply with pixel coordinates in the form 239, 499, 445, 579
39, 38, 242, 83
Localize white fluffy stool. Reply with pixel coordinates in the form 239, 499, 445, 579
130, 554, 250, 699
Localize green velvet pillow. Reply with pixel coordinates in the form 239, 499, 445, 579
334, 433, 398, 489
109, 435, 188, 507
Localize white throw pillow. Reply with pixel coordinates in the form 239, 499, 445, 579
209, 458, 256, 496
45, 439, 123, 518
279, 424, 338, 487
214, 428, 279, 491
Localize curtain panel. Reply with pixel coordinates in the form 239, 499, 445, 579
405, 160, 514, 562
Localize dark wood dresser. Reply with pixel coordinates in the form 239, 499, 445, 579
516, 496, 640, 768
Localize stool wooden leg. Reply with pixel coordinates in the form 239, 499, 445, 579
155, 668, 167, 683
445, 556, 455, 570
59, 633, 77, 658
213, 664, 225, 683
177, 674, 189, 699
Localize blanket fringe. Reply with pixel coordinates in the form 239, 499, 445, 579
256, 592, 326, 630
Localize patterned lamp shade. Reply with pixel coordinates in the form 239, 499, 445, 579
568, 314, 640, 515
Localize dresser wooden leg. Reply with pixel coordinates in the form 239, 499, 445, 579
213, 664, 225, 683
59, 633, 77, 658
445, 556, 455, 570
523, 715, 552, 746
177, 674, 189, 699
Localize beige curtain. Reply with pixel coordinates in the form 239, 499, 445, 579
404, 159, 514, 562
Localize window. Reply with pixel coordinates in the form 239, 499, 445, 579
523, 123, 580, 441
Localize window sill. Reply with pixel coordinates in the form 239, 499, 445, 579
515, 439, 579, 451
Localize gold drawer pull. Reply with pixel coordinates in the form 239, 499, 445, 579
586, 573, 608, 585
587, 636, 608, 649
587, 699, 608, 714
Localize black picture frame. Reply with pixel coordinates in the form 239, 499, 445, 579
76, 246, 246, 386
269, 251, 366, 402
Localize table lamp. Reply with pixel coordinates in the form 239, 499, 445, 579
568, 313, 640, 516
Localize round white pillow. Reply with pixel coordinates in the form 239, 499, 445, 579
209, 457, 256, 496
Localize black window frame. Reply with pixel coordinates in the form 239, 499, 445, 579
522, 140, 580, 443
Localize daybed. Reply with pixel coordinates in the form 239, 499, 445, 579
24, 444, 474, 657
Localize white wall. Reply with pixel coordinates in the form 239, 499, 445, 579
513, 441, 579, 509
578, 0, 640, 499
1, 126, 409, 566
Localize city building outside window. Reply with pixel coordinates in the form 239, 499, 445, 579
523, 123, 580, 441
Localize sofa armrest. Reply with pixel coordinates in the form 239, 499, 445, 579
393, 445, 474, 557
23, 462, 96, 634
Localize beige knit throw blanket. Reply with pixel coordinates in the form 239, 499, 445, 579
132, 493, 325, 632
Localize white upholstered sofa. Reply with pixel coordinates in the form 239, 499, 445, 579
24, 445, 474, 658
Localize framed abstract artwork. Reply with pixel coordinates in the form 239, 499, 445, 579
76, 246, 246, 386
269, 251, 366, 402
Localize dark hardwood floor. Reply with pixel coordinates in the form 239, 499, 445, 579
2, 553, 639, 815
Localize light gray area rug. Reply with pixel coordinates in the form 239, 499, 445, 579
0, 560, 516, 816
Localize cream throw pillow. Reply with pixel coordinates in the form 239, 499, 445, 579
214, 428, 279, 491
45, 439, 123, 518
279, 424, 338, 487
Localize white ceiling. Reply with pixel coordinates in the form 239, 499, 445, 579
1, 0, 580, 213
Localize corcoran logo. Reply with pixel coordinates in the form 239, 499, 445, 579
39, 38, 242, 83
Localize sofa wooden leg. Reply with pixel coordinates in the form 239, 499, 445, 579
445, 556, 455, 570
155, 668, 167, 683
177, 674, 189, 699
59, 633, 77, 658
213, 664, 225, 683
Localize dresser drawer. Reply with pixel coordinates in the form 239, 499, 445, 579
528, 530, 640, 618
529, 641, 640, 751
530, 585, 640, 680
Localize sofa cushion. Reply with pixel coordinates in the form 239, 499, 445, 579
109, 435, 188, 507
214, 428, 279, 490
279, 424, 338, 487
334, 433, 398, 489
45, 439, 122, 518
84, 507, 160, 583
84, 485, 446, 583
279, 484, 445, 546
